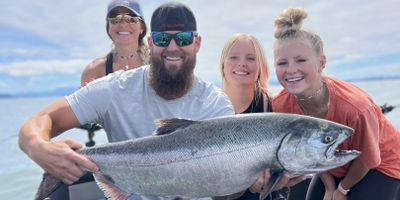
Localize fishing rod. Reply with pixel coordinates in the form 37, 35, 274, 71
0, 124, 103, 145
380, 103, 399, 114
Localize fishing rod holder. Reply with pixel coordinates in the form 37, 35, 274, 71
77, 123, 103, 147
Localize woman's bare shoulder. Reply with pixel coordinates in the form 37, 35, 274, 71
81, 56, 108, 86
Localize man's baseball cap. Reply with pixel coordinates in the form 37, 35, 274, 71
151, 2, 197, 32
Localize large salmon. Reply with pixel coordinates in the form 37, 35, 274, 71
35, 113, 360, 200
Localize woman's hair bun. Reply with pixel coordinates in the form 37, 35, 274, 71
274, 7, 308, 39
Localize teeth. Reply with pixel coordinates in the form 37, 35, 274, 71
165, 56, 181, 61
233, 71, 249, 75
118, 32, 131, 35
334, 150, 352, 156
286, 77, 303, 82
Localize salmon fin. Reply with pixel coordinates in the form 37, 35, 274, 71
93, 172, 129, 200
154, 118, 196, 135
259, 169, 284, 200
34, 172, 64, 200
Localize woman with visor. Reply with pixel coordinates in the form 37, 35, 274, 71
38, 1, 149, 199
78, 0, 149, 148
72, 1, 149, 198
81, 0, 149, 87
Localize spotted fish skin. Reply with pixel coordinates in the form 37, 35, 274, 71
35, 113, 360, 200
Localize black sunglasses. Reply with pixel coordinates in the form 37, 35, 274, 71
151, 31, 198, 47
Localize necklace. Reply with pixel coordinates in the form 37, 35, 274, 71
114, 51, 137, 60
297, 81, 324, 101
113, 51, 142, 70
297, 82, 330, 118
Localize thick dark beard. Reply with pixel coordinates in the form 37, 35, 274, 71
149, 54, 195, 100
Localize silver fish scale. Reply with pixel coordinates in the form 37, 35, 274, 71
80, 114, 290, 197
81, 114, 286, 167
37, 113, 358, 199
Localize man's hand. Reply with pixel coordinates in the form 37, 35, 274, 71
31, 138, 98, 184
249, 169, 306, 193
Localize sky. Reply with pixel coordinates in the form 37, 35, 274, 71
1, 0, 400, 94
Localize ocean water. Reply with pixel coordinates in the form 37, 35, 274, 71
0, 79, 399, 199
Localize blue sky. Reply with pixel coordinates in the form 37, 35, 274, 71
1, 0, 400, 94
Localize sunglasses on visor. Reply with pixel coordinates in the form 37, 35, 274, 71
151, 31, 198, 47
108, 14, 140, 25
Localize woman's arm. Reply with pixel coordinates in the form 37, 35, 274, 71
81, 58, 106, 87
319, 172, 336, 200
333, 158, 369, 199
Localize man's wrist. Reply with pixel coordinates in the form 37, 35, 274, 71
337, 182, 350, 195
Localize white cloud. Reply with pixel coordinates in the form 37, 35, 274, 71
0, 59, 89, 76
0, 0, 110, 57
0, 0, 399, 92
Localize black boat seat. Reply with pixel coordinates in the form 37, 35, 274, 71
46, 173, 105, 200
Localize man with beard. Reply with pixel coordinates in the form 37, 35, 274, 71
19, 2, 301, 200
19, 2, 233, 200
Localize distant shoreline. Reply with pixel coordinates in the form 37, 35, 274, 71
345, 76, 400, 83
1, 76, 400, 99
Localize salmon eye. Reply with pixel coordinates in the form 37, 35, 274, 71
324, 135, 334, 143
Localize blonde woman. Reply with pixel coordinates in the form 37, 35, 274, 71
219, 33, 299, 200
272, 7, 400, 200
220, 33, 272, 114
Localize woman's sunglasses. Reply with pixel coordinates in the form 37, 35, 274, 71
151, 31, 198, 47
108, 13, 140, 25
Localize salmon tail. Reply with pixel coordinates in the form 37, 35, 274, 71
34, 172, 64, 200
93, 172, 129, 200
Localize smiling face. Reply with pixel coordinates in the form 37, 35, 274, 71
223, 39, 259, 87
148, 30, 201, 100
274, 39, 326, 99
108, 7, 143, 45
148, 31, 201, 76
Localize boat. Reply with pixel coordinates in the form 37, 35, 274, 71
43, 173, 104, 200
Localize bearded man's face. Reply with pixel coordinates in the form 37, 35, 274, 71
149, 31, 201, 100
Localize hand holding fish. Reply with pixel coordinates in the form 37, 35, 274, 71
332, 189, 347, 200
31, 138, 98, 184
323, 190, 334, 200
249, 169, 306, 193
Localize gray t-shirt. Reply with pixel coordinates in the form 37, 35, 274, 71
66, 65, 234, 199
67, 65, 233, 142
